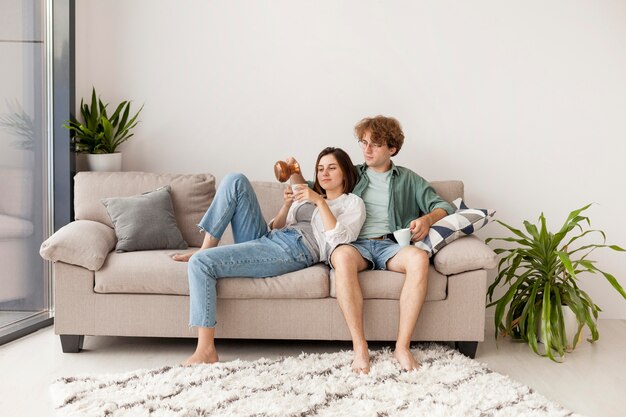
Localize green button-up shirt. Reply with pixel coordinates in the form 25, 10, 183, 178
351, 163, 455, 231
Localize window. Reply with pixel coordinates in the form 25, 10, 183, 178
0, 0, 53, 343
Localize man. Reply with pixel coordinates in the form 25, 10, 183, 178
293, 115, 455, 373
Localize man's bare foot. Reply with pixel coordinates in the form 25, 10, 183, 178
182, 349, 219, 366
393, 348, 420, 372
171, 251, 197, 262
351, 346, 370, 374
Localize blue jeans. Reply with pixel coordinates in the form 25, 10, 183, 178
188, 173, 315, 328
332, 238, 401, 270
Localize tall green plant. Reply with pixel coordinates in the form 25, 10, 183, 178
486, 204, 625, 361
64, 87, 143, 153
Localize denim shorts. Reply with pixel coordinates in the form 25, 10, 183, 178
330, 237, 401, 271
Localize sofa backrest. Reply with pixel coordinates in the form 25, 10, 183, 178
73, 172, 463, 248
249, 180, 465, 217
429, 180, 464, 205
218, 179, 465, 245
74, 171, 215, 248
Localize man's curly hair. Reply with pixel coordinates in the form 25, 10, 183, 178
354, 115, 404, 156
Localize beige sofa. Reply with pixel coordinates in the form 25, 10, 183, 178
40, 171, 496, 358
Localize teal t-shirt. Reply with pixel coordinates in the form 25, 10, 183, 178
352, 162, 456, 232
359, 168, 392, 238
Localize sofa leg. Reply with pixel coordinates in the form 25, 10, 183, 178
60, 335, 85, 353
455, 341, 478, 358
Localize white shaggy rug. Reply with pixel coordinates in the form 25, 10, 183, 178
50, 344, 584, 417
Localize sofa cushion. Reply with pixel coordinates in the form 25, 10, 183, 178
414, 198, 495, 257
102, 186, 188, 252
433, 235, 497, 275
39, 220, 116, 271
329, 265, 447, 301
74, 172, 215, 247
216, 263, 330, 299
94, 249, 330, 298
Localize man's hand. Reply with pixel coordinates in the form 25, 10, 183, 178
286, 156, 306, 184
409, 209, 448, 241
286, 156, 299, 167
409, 217, 432, 242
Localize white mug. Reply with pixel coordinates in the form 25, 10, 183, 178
290, 183, 301, 193
393, 228, 412, 247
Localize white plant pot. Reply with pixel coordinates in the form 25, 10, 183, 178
76, 153, 122, 172
537, 306, 581, 349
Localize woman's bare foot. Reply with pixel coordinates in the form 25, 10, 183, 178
393, 347, 420, 371
182, 348, 219, 366
171, 251, 198, 262
351, 345, 370, 374
172, 233, 220, 262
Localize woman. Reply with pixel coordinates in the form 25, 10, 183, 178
172, 147, 365, 365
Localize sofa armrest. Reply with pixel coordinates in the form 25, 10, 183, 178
433, 235, 497, 275
39, 220, 116, 271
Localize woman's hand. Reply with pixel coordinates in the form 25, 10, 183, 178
292, 184, 324, 205
272, 186, 295, 230
283, 186, 295, 207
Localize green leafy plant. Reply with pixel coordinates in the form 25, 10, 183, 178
64, 87, 143, 154
486, 204, 625, 361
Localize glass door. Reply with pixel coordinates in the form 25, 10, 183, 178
0, 0, 53, 342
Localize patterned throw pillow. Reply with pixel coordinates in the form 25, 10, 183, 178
414, 198, 495, 257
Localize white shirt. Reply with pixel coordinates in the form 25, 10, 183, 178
281, 193, 365, 262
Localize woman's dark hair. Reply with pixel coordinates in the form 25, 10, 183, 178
313, 147, 358, 195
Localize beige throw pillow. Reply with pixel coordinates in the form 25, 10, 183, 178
39, 220, 117, 271
433, 235, 497, 275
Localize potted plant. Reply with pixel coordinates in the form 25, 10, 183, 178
486, 204, 625, 361
64, 87, 143, 171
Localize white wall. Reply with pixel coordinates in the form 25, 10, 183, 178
75, 0, 626, 319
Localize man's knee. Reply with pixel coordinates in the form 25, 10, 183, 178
408, 248, 429, 266
390, 247, 429, 274
331, 245, 362, 271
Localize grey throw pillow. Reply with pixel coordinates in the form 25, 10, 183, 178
101, 186, 188, 252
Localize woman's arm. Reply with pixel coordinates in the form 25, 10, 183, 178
313, 199, 337, 231
270, 187, 294, 230
322, 195, 366, 246
292, 185, 338, 229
